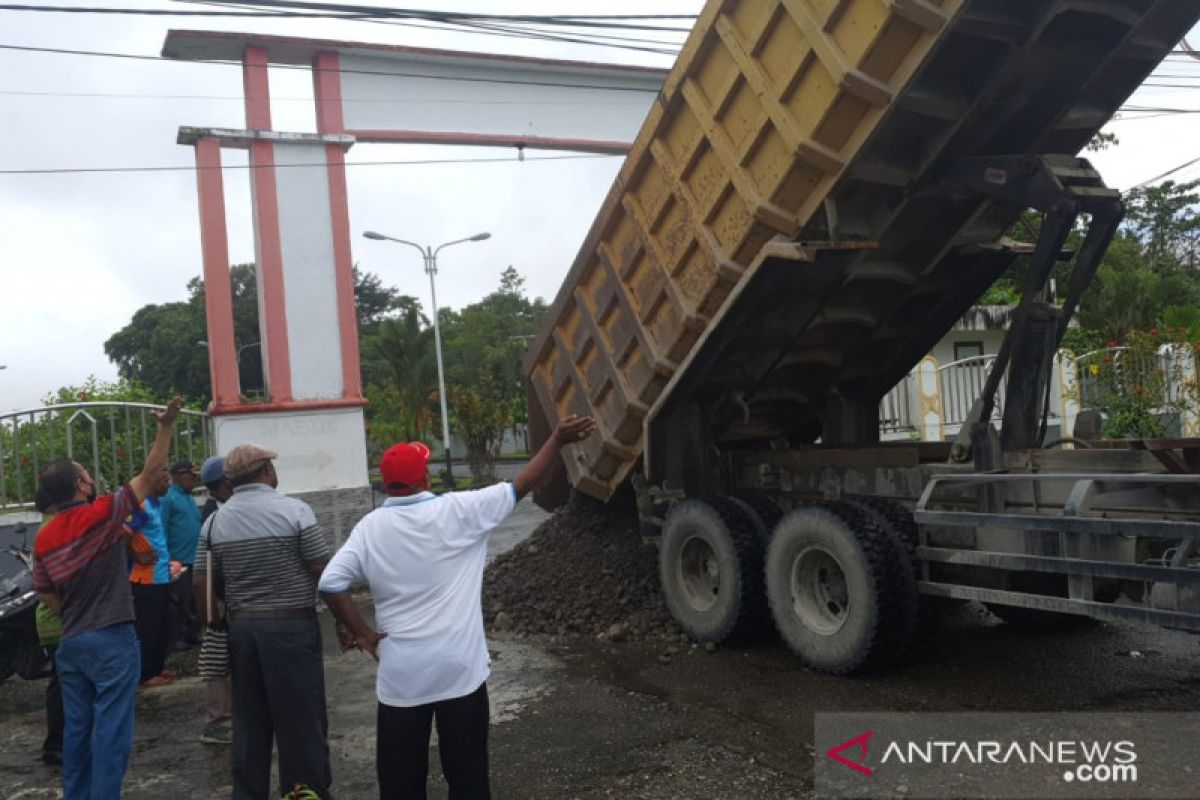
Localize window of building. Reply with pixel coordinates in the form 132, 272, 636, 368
954, 341, 984, 362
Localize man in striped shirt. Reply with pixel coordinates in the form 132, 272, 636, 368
197, 443, 332, 800
33, 396, 182, 800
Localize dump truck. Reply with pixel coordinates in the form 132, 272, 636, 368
524, 0, 1200, 673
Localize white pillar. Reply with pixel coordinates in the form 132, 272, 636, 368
917, 356, 943, 442
1166, 344, 1200, 437
1057, 349, 1079, 445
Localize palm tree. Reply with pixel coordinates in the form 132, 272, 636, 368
372, 308, 439, 442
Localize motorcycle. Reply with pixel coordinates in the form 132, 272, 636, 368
0, 517, 52, 683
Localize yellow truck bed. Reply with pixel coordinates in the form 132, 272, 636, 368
525, 0, 1200, 504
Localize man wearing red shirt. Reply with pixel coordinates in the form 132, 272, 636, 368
33, 397, 182, 800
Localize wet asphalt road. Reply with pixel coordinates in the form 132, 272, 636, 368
3, 485, 1200, 798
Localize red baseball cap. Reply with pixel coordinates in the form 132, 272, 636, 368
380, 441, 432, 490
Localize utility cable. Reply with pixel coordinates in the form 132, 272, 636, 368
0, 88, 651, 104
1131, 155, 1200, 189
0, 43, 666, 94
0, 151, 621, 176
179, 0, 696, 32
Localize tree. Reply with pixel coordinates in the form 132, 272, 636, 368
1123, 180, 1200, 270
353, 267, 406, 333
1074, 235, 1180, 344
439, 266, 548, 481
449, 382, 512, 484
104, 263, 403, 404
103, 301, 211, 401
362, 303, 438, 450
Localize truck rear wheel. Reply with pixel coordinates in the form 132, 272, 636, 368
765, 503, 906, 674
733, 495, 783, 543
659, 498, 768, 643
846, 497, 920, 650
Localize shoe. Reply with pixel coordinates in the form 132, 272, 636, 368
141, 674, 172, 688
160, 667, 176, 679
199, 723, 232, 745
41, 749, 62, 766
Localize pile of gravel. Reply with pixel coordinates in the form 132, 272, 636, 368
483, 497, 678, 642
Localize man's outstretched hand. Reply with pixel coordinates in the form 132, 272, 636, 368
153, 396, 184, 427
552, 414, 598, 446
513, 414, 599, 500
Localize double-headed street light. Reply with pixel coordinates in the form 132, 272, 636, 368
196, 339, 260, 359
363, 229, 491, 489
197, 340, 262, 393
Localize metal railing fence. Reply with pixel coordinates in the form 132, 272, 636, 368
0, 402, 211, 509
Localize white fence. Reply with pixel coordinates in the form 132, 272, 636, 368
878, 345, 1200, 442
0, 402, 212, 510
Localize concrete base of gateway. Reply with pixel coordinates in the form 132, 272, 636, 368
290, 485, 374, 547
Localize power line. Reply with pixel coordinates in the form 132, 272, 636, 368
1132, 155, 1200, 189
0, 4, 689, 54
0, 3, 370, 16
179, 0, 687, 51
0, 2, 696, 32
0, 42, 666, 94
181, 0, 696, 32
0, 88, 651, 104
0, 151, 621, 176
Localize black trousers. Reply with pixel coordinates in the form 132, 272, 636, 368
166, 567, 199, 652
377, 682, 490, 800
43, 644, 63, 756
228, 616, 332, 800
131, 582, 172, 682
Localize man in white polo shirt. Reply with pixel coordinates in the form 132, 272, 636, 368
318, 413, 597, 799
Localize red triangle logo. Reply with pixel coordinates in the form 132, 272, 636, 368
826, 731, 874, 777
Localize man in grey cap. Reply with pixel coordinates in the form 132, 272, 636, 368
197, 444, 333, 799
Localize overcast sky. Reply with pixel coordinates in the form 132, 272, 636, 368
1, 2, 1199, 412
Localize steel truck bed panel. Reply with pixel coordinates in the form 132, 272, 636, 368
526, 0, 963, 499
526, 0, 1200, 503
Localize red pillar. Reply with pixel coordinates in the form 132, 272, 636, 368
243, 45, 293, 402
313, 51, 362, 401
193, 138, 241, 410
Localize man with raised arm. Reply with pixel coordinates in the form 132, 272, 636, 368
318, 413, 597, 799
33, 396, 183, 800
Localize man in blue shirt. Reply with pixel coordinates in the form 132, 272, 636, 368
162, 459, 202, 651
128, 470, 177, 686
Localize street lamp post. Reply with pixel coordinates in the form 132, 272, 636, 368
197, 340, 262, 392
196, 340, 260, 359
363, 229, 491, 490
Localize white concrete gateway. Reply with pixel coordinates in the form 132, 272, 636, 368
164, 30, 667, 538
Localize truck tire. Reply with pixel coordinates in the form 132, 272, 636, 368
659, 498, 768, 643
733, 495, 784, 543
846, 497, 920, 650
765, 503, 906, 674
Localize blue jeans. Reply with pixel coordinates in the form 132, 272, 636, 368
56, 623, 140, 800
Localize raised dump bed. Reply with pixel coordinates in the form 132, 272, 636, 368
526, 0, 1200, 505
